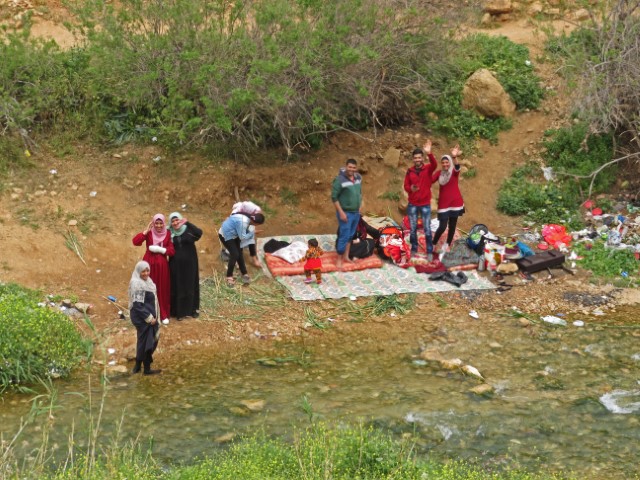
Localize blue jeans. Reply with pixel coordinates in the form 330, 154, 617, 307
408, 204, 433, 253
336, 211, 360, 254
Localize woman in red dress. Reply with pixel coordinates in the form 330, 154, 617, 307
431, 145, 464, 252
132, 213, 175, 324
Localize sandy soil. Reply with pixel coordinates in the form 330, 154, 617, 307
1, 7, 636, 369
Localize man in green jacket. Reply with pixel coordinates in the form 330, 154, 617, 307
331, 158, 363, 269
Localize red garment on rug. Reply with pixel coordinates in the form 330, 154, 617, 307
132, 231, 175, 321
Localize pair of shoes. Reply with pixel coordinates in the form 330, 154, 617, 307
304, 278, 314, 284
143, 369, 162, 375
443, 271, 466, 287
162, 318, 170, 325
226, 277, 235, 288
241, 274, 251, 285
131, 363, 141, 374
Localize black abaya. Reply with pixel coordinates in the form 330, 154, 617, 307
169, 222, 203, 318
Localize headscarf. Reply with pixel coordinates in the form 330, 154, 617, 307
168, 211, 188, 238
150, 213, 167, 245
128, 261, 156, 310
438, 155, 454, 186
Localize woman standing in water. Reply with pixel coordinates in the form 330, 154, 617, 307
168, 211, 202, 320
128, 261, 161, 375
431, 144, 464, 252
132, 213, 174, 324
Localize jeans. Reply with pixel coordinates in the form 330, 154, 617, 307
408, 203, 433, 253
336, 211, 360, 254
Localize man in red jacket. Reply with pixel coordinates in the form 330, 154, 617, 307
403, 140, 437, 259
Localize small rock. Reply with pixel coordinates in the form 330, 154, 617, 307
107, 365, 128, 374
62, 299, 73, 308
470, 384, 494, 395
214, 432, 236, 443
112, 153, 122, 158
240, 399, 265, 412
68, 219, 78, 226
383, 147, 401, 169
518, 318, 532, 327
74, 302, 92, 313
34, 190, 47, 197
440, 358, 463, 370
489, 342, 503, 349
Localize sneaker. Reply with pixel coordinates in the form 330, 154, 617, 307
226, 277, 235, 288
304, 278, 314, 284
241, 274, 251, 285
143, 369, 162, 375
191, 312, 199, 318
162, 318, 170, 325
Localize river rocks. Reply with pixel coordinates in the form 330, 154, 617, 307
215, 432, 237, 443
440, 358, 463, 370
462, 69, 516, 118
240, 399, 265, 412
106, 364, 128, 374
461, 364, 484, 380
470, 383, 494, 396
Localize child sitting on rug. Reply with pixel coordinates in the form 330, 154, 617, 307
302, 238, 324, 284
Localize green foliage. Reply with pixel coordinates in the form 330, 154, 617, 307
542, 123, 615, 194
574, 242, 638, 280
279, 187, 299, 206
378, 191, 401, 201
0, 0, 454, 153
366, 293, 415, 316
497, 123, 614, 228
421, 34, 543, 143
0, 283, 86, 392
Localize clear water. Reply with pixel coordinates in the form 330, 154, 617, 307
2, 307, 640, 478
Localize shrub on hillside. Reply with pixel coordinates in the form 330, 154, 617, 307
0, 283, 86, 392
421, 34, 543, 144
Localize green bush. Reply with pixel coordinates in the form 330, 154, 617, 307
0, 283, 86, 392
542, 123, 615, 195
421, 34, 543, 143
574, 242, 638, 279
497, 122, 614, 227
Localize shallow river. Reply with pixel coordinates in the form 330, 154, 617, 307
2, 307, 640, 478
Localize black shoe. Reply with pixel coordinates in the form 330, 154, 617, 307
191, 312, 199, 318
456, 271, 468, 285
177, 317, 185, 321
143, 369, 162, 375
132, 363, 141, 374
429, 270, 446, 281
443, 272, 463, 287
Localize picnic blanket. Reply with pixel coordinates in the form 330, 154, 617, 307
265, 251, 382, 276
258, 235, 496, 301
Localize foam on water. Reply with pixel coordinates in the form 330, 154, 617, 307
599, 390, 640, 414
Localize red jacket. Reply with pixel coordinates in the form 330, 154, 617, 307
403, 153, 437, 206
432, 166, 464, 214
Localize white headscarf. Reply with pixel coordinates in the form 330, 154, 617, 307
438, 155, 454, 186
128, 260, 156, 309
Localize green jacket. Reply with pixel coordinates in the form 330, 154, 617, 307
331, 169, 362, 212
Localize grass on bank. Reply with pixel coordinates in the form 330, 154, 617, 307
2, 420, 566, 480
0, 283, 87, 393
